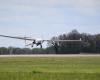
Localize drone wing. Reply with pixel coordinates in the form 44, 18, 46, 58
43, 39, 82, 42
0, 35, 34, 41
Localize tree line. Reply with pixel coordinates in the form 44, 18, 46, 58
0, 29, 100, 54
49, 29, 100, 54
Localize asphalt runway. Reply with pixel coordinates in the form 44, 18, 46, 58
0, 54, 100, 57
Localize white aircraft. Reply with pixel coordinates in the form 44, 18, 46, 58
0, 35, 82, 48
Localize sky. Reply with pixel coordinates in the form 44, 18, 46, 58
0, 0, 100, 48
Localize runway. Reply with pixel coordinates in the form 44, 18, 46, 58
0, 54, 100, 57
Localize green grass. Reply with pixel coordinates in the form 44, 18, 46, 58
0, 56, 100, 80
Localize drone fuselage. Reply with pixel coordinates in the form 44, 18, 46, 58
32, 39, 43, 48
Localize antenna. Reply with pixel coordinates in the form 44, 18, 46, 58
24, 35, 27, 48
24, 32, 27, 48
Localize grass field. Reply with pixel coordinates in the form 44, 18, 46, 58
0, 55, 100, 80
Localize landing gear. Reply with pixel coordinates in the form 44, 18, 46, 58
40, 44, 42, 48
36, 42, 42, 48
52, 42, 59, 54
31, 40, 36, 47
31, 44, 34, 47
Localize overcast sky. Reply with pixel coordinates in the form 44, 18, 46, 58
0, 0, 100, 48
